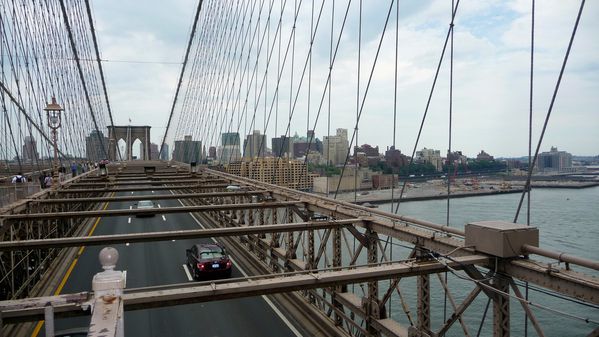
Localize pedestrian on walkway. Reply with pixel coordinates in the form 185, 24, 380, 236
38, 173, 46, 189
44, 173, 53, 188
11, 172, 26, 183
71, 162, 77, 177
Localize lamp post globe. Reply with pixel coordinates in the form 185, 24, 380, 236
44, 97, 64, 188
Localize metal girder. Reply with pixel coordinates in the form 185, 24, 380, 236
204, 169, 599, 305
53, 184, 235, 194
205, 169, 465, 236
509, 279, 546, 337
0, 255, 488, 323
31, 191, 270, 204
504, 259, 599, 305
68, 179, 223, 187
493, 274, 510, 337
0, 219, 360, 251
0, 201, 300, 221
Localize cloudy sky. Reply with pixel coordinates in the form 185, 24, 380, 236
91, 0, 598, 158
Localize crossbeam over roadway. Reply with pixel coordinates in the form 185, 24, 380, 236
0, 219, 361, 251
0, 201, 300, 220
0, 255, 488, 324
28, 191, 270, 204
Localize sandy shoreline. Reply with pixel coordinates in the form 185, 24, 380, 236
327, 178, 599, 205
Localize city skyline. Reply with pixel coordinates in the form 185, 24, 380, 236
89, 1, 598, 158
170, 129, 592, 160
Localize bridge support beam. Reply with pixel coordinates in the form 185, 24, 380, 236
417, 248, 431, 335
493, 274, 510, 337
365, 227, 381, 336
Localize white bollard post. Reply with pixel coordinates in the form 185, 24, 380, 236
89, 247, 126, 337
44, 305, 54, 337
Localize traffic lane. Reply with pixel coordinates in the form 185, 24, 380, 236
121, 197, 299, 337
48, 190, 133, 335
49, 189, 299, 337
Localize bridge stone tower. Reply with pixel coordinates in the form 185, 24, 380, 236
107, 125, 151, 161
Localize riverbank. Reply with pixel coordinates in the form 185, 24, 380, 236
329, 178, 599, 205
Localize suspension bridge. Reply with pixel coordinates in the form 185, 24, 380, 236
1, 1, 598, 337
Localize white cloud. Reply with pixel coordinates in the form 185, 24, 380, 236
92, 0, 598, 157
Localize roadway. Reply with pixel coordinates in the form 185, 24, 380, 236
37, 187, 301, 337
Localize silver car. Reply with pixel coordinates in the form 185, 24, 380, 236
135, 200, 156, 217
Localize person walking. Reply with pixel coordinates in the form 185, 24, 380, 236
71, 162, 77, 177
44, 173, 53, 188
11, 172, 26, 183
38, 173, 46, 189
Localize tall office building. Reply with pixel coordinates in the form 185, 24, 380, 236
243, 130, 266, 159
323, 128, 349, 165
537, 147, 572, 172
416, 147, 443, 171
219, 132, 241, 164
271, 135, 292, 157
86, 130, 108, 162
22, 136, 39, 162
208, 146, 217, 159
172, 135, 202, 163
147, 143, 159, 160
159, 143, 169, 160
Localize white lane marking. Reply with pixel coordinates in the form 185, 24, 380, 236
157, 204, 161, 208
180, 199, 302, 337
128, 206, 132, 223
182, 264, 193, 281
162, 215, 167, 221
128, 217, 131, 224
129, 205, 132, 209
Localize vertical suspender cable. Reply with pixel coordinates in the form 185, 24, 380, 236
394, 1, 460, 214
444, 0, 456, 323
333, 0, 395, 199
305, 0, 313, 189
58, 0, 108, 160
84, 0, 121, 161
389, 0, 399, 319
288, 0, 296, 161
326, 0, 334, 196
524, 1, 535, 336
354, 0, 361, 204
513, 0, 585, 223
159, 0, 204, 159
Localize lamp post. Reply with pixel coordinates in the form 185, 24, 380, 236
44, 97, 64, 188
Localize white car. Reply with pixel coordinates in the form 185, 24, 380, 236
135, 200, 156, 217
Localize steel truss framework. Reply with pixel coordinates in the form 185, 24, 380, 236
0, 162, 598, 337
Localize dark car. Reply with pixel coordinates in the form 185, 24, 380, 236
134, 200, 156, 217
186, 243, 232, 280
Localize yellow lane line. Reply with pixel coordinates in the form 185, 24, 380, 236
31, 193, 114, 337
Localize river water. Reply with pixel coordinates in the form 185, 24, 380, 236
374, 186, 599, 336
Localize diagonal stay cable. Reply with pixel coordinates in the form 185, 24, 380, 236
301, 0, 353, 167
333, 0, 395, 199
272, 0, 326, 159
0, 81, 66, 158
84, 0, 121, 160
58, 0, 108, 159
160, 0, 205, 159
394, 0, 461, 214
514, 0, 586, 223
